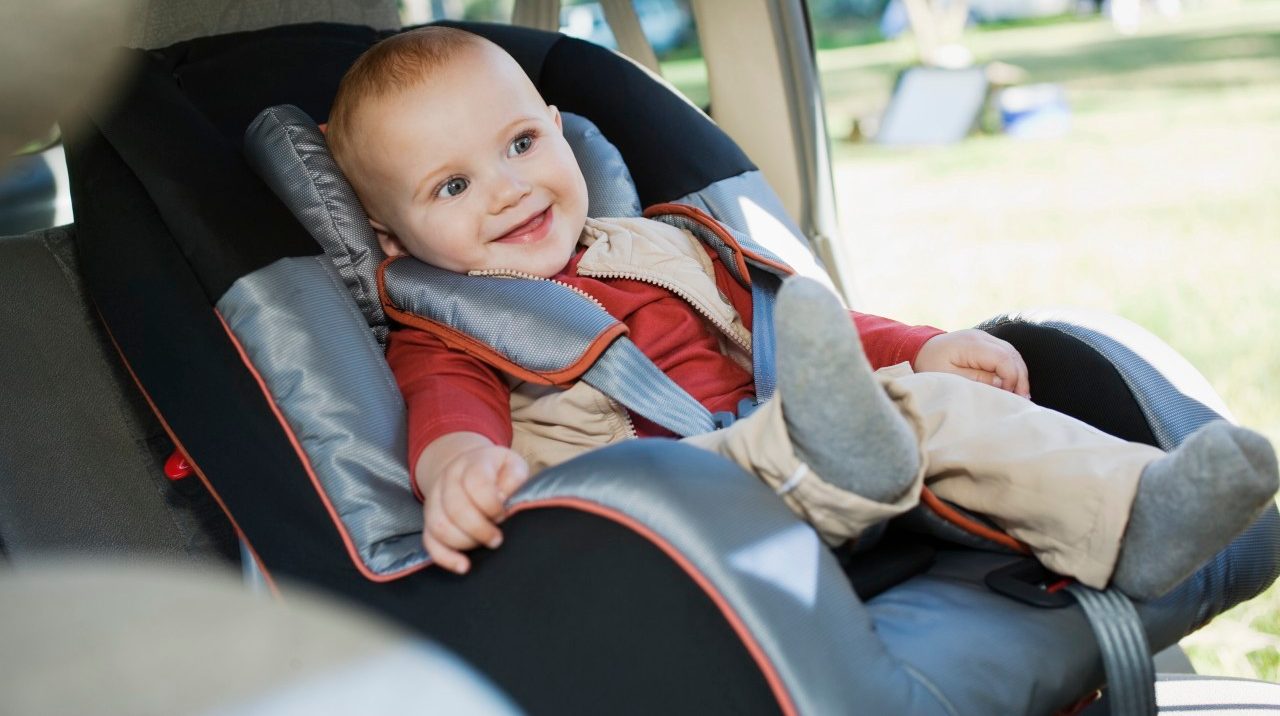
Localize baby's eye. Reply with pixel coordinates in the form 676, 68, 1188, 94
436, 176, 469, 199
508, 133, 535, 157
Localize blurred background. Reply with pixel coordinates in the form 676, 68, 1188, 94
4, 0, 1276, 682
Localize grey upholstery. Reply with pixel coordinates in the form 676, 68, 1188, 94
245, 105, 390, 346
675, 170, 835, 292
382, 257, 619, 374
510, 437, 1274, 715
125, 0, 400, 50
0, 227, 229, 561
562, 112, 643, 219
216, 256, 424, 576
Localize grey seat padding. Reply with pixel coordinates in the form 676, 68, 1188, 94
0, 227, 230, 561
980, 307, 1233, 450
511, 438, 1278, 715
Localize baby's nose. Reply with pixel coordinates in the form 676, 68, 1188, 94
490, 170, 532, 212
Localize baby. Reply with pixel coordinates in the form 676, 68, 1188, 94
327, 27, 1278, 598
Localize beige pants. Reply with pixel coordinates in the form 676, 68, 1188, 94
684, 363, 1163, 589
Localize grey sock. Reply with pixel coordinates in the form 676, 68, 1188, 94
774, 277, 920, 503
1112, 421, 1279, 600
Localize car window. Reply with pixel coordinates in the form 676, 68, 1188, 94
0, 133, 71, 235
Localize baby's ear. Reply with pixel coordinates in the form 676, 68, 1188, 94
369, 218, 408, 257
548, 104, 563, 133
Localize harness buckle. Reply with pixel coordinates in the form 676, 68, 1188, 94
985, 558, 1075, 608
712, 399, 762, 430
711, 411, 736, 429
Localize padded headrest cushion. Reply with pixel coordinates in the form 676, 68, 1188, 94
244, 104, 641, 347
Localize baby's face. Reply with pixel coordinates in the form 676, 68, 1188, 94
355, 44, 588, 277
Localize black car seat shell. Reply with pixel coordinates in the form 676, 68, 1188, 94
55, 20, 1280, 715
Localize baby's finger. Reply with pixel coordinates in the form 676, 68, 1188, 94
427, 495, 481, 551
979, 338, 1030, 397
990, 356, 1023, 394
1011, 354, 1032, 398
959, 368, 1002, 388
424, 531, 470, 575
463, 468, 505, 519
442, 481, 504, 549
495, 452, 530, 500
985, 345, 1029, 397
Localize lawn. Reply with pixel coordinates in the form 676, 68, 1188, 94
666, 0, 1280, 680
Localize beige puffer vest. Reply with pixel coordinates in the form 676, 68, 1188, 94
504, 215, 753, 473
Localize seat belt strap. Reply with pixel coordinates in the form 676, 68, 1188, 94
1065, 584, 1157, 716
600, 0, 663, 74
749, 268, 780, 403
582, 336, 717, 438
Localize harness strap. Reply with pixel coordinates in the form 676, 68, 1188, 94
1064, 584, 1156, 715
582, 337, 718, 438
645, 206, 794, 405
381, 251, 725, 437
750, 269, 781, 403
382, 209, 794, 434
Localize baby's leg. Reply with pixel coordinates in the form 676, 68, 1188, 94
682, 277, 929, 544
1112, 423, 1277, 599
773, 277, 921, 502
684, 397, 921, 545
897, 362, 1278, 599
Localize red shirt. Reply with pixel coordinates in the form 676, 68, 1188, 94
386, 245, 943, 468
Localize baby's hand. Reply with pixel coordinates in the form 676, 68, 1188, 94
418, 437, 530, 575
913, 329, 1031, 398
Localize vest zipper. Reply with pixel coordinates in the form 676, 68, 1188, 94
613, 399, 638, 439
468, 268, 609, 313
575, 268, 753, 354
472, 268, 641, 440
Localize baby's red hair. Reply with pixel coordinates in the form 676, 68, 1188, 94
327, 26, 488, 182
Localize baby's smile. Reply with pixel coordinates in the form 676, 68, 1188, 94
492, 206, 553, 244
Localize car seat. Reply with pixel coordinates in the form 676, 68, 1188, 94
20, 17, 1280, 715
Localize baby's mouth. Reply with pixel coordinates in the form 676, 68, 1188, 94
493, 207, 552, 244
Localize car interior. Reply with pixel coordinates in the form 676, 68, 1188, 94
2, 1, 1278, 713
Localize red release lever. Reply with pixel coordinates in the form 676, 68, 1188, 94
164, 450, 194, 481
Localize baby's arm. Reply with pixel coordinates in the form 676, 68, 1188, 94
850, 310, 1029, 397
386, 326, 524, 574
913, 330, 1030, 398
417, 432, 529, 575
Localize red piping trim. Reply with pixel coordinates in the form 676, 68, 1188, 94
644, 203, 796, 280
214, 310, 427, 584
96, 309, 280, 596
1055, 689, 1102, 715
1046, 578, 1074, 594
509, 497, 799, 716
919, 487, 1030, 554
377, 255, 629, 386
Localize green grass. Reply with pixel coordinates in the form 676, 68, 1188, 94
670, 0, 1280, 681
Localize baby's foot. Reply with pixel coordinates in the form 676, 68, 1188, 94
774, 277, 919, 503
1111, 421, 1279, 600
